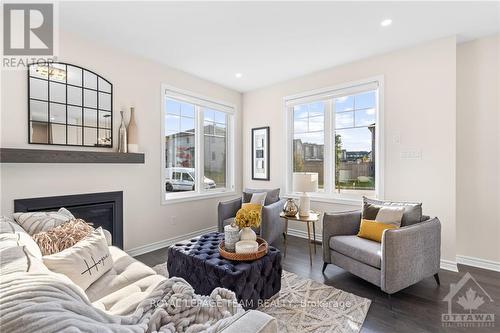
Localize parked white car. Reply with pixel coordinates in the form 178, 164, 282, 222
165, 167, 216, 192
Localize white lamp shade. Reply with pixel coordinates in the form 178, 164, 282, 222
293, 172, 319, 193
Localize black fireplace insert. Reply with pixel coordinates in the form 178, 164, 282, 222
14, 191, 123, 248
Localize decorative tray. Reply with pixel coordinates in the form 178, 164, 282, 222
219, 237, 268, 261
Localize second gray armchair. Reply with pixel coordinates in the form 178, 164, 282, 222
322, 201, 441, 297
218, 188, 285, 245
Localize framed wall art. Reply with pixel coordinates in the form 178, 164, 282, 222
251, 126, 270, 180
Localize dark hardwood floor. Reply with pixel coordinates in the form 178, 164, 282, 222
135, 235, 500, 333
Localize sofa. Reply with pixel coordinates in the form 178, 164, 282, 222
322, 203, 441, 296
0, 216, 277, 332
218, 188, 285, 245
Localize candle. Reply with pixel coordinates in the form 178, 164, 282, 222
224, 224, 239, 252
235, 240, 259, 254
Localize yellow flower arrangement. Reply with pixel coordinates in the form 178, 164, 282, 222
234, 204, 262, 229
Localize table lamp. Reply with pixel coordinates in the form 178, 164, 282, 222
293, 172, 318, 216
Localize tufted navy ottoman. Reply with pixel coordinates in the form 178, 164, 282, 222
167, 232, 282, 309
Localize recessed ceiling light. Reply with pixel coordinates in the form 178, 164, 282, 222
235, 73, 243, 78
380, 19, 392, 27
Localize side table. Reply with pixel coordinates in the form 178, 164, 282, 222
279, 211, 320, 265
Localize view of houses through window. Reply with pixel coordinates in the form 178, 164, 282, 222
203, 108, 227, 190
293, 101, 326, 190
334, 91, 376, 192
292, 88, 377, 195
165, 97, 228, 193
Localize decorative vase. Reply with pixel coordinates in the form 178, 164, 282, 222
224, 224, 239, 253
283, 198, 298, 217
118, 110, 128, 153
127, 107, 139, 153
239, 227, 257, 241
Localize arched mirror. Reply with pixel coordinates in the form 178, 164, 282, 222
28, 62, 113, 147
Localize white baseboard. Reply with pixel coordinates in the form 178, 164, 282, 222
286, 227, 322, 243
289, 227, 462, 273
456, 255, 500, 272
126, 226, 218, 257
440, 259, 458, 272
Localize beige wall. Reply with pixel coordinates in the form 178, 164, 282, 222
2, 29, 497, 266
243, 37, 457, 262
456, 35, 500, 262
0, 31, 242, 251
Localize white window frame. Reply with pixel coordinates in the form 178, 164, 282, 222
283, 76, 384, 205
161, 85, 236, 205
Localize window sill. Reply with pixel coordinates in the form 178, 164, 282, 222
284, 193, 365, 206
162, 190, 237, 205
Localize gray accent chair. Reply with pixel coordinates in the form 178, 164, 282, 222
218, 188, 286, 245
322, 210, 441, 296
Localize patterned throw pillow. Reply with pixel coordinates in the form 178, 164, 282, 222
32, 219, 94, 256
0, 216, 43, 259
42, 227, 112, 290
13, 208, 75, 235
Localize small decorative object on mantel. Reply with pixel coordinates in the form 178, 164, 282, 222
283, 198, 298, 217
127, 107, 139, 153
118, 110, 128, 153
251, 126, 270, 180
224, 223, 239, 253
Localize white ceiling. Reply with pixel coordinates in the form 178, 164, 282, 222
60, 1, 499, 92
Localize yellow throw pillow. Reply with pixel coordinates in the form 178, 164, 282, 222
357, 219, 397, 242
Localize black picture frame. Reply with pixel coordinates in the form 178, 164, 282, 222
251, 126, 270, 181
27, 62, 113, 148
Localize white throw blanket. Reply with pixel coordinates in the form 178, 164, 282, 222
0, 271, 243, 333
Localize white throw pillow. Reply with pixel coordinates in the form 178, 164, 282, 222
13, 208, 75, 235
42, 227, 112, 290
374, 206, 405, 227
250, 192, 267, 206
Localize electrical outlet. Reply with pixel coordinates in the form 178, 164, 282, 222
400, 150, 422, 159
393, 134, 401, 144
171, 216, 177, 225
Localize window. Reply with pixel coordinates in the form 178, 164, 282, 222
204, 108, 227, 189
286, 78, 383, 201
293, 101, 326, 190
162, 86, 234, 202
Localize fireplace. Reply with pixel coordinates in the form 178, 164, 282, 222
14, 191, 123, 248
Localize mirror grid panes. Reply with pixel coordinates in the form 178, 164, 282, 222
28, 62, 113, 147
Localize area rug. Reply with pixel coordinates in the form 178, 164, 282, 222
152, 263, 370, 332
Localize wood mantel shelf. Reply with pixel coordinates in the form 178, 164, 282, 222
0, 148, 145, 164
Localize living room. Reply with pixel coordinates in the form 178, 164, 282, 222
0, 1, 498, 332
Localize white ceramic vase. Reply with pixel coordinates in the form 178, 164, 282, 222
239, 227, 257, 241
127, 107, 139, 153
